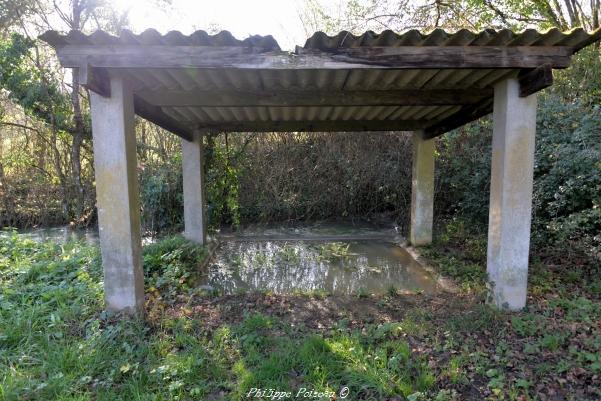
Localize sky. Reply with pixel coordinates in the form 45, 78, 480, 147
111, 0, 342, 51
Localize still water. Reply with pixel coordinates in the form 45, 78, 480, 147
2, 226, 157, 245
6, 223, 438, 296
2, 225, 101, 245
204, 239, 437, 296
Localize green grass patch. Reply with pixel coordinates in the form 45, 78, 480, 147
0, 233, 438, 400
1, 221, 600, 401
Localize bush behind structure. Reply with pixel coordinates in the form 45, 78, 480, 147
2, 49, 599, 262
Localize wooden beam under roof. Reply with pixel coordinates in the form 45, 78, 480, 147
422, 99, 494, 139
78, 65, 111, 97
518, 64, 553, 97
136, 89, 493, 107
194, 119, 428, 133
133, 96, 194, 140
54, 45, 573, 70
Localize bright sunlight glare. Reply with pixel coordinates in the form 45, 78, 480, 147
109, 0, 341, 50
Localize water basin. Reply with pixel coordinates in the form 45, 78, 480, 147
2, 226, 100, 245
204, 238, 437, 295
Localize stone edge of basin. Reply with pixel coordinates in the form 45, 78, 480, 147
197, 235, 220, 272
207, 232, 459, 295
394, 235, 459, 294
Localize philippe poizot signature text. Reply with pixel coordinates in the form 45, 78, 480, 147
245, 387, 350, 399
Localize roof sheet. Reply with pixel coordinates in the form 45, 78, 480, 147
303, 28, 601, 52
40, 28, 280, 50
40, 27, 601, 54
38, 27, 601, 137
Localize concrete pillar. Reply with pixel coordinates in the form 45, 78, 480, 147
182, 133, 207, 245
487, 78, 537, 311
90, 76, 144, 314
410, 131, 435, 246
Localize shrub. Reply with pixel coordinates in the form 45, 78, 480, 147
139, 154, 184, 235
436, 95, 601, 261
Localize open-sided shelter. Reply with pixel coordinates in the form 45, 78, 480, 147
41, 27, 601, 313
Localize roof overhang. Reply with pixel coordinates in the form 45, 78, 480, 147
40, 28, 601, 140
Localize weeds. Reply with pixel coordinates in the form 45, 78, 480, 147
1, 222, 600, 400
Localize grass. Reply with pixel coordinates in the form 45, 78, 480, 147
0, 220, 600, 400
0, 233, 434, 400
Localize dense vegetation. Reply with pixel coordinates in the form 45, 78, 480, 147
1, 1, 600, 241
1, 0, 600, 400
1, 2, 599, 261
1, 222, 599, 400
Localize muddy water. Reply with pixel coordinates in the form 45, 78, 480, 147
204, 238, 437, 295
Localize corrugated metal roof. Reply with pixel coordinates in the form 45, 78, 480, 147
39, 27, 601, 137
125, 65, 507, 133
40, 28, 280, 51
303, 28, 601, 52
124, 68, 513, 93
40, 27, 601, 54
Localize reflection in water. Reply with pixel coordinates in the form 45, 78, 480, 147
3, 226, 100, 245
206, 240, 437, 295
8, 223, 436, 296
220, 221, 398, 240
5, 226, 156, 245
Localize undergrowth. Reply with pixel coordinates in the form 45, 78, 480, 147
1, 224, 599, 400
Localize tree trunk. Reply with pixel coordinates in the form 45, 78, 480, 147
69, 0, 85, 219
563, 0, 581, 27
547, 0, 569, 28
71, 67, 85, 217
50, 115, 69, 219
